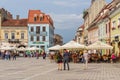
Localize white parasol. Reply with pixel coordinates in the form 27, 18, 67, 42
61, 40, 86, 49
48, 45, 61, 50
87, 41, 113, 50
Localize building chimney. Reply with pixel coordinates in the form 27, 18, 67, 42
16, 15, 19, 20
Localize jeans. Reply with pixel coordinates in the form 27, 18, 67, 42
63, 60, 69, 70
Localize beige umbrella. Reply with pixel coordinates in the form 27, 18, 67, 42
61, 40, 86, 49
0, 45, 16, 50
87, 41, 113, 50
48, 45, 61, 50
25, 47, 41, 51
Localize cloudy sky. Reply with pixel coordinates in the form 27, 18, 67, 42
0, 0, 112, 43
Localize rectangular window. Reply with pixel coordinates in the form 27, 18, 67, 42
11, 33, 15, 39
37, 36, 40, 41
21, 33, 24, 39
5, 33, 8, 39
31, 36, 34, 41
118, 18, 120, 25
42, 36, 46, 41
36, 26, 40, 34
118, 18, 120, 28
109, 22, 110, 32
106, 24, 107, 33
31, 27, 34, 32
36, 46, 39, 48
43, 26, 46, 32
112, 21, 116, 30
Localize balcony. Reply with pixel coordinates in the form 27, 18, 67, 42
29, 32, 36, 35
8, 39, 20, 43
40, 32, 47, 36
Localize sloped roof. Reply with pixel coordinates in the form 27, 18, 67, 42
28, 10, 54, 27
2, 19, 28, 27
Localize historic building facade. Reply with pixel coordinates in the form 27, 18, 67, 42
28, 10, 54, 52
54, 34, 63, 46
0, 8, 28, 46
83, 0, 106, 45
110, 2, 120, 54
75, 25, 84, 44
82, 0, 120, 55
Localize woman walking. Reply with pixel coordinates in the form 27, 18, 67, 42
57, 52, 63, 71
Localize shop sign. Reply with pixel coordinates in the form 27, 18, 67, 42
33, 42, 44, 44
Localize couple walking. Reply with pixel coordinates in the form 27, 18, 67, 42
57, 49, 70, 71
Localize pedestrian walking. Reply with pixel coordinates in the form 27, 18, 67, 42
57, 52, 63, 71
42, 51, 46, 59
5, 50, 9, 60
83, 50, 89, 70
63, 49, 70, 70
111, 52, 116, 63
36, 51, 39, 59
12, 52, 17, 60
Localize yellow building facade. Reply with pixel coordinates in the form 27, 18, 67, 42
110, 4, 120, 55
0, 14, 28, 45
0, 26, 28, 44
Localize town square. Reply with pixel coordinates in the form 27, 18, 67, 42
0, 0, 120, 80
0, 58, 120, 80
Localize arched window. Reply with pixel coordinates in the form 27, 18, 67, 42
34, 14, 37, 22
40, 14, 43, 21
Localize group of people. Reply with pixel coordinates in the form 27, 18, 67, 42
24, 51, 47, 60
50, 49, 120, 71
56, 49, 70, 71
0, 50, 47, 60
0, 50, 17, 60
55, 49, 90, 70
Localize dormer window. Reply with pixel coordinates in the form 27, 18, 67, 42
40, 17, 43, 21
34, 14, 37, 22
40, 14, 43, 21
34, 17, 37, 21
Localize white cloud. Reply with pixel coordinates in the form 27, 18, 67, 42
49, 13, 83, 29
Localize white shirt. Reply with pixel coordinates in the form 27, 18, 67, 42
83, 52, 88, 60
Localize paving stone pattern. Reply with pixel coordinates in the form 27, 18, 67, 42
0, 58, 120, 80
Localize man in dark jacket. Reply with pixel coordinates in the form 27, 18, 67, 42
63, 49, 70, 70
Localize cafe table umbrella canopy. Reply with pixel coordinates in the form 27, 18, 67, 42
48, 45, 61, 50
61, 40, 86, 49
0, 46, 15, 50
87, 41, 113, 50
25, 47, 42, 51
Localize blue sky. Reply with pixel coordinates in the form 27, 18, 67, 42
0, 0, 112, 43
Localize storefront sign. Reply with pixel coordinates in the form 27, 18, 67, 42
33, 42, 44, 44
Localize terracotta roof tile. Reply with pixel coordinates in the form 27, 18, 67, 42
28, 10, 54, 27
2, 19, 28, 27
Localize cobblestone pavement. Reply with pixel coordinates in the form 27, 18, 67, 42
0, 57, 120, 80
